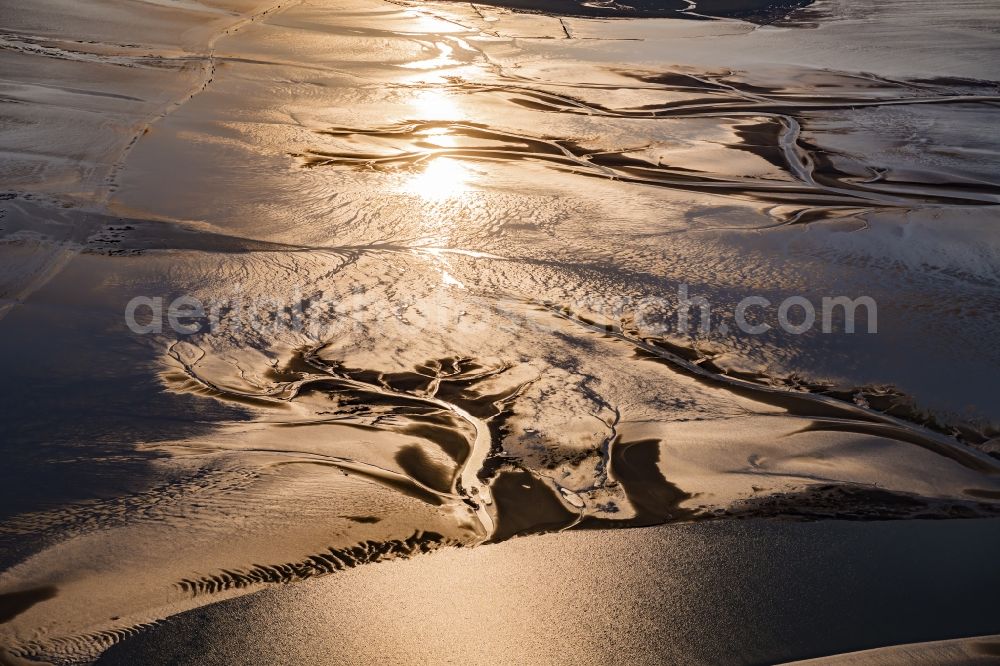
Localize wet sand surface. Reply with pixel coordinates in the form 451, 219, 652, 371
1, 0, 999, 662
97, 519, 1000, 665
433, 0, 814, 21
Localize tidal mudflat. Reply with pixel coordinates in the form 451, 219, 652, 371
1, 0, 999, 663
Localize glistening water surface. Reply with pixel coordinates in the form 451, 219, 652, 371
1, 0, 999, 662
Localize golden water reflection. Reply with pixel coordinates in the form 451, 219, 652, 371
402, 91, 473, 201
402, 156, 472, 201
410, 88, 463, 121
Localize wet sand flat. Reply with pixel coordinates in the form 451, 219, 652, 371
1, 0, 999, 662
98, 518, 1000, 665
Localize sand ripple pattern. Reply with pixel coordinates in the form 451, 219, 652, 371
300, 70, 1000, 225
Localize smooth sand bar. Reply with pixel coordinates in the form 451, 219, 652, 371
97, 519, 1000, 665
1, 0, 999, 662
787, 635, 1000, 665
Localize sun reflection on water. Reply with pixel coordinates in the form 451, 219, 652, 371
420, 126, 456, 148
402, 157, 471, 200
411, 88, 462, 121
400, 89, 474, 201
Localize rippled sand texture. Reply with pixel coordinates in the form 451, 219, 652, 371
1, 0, 1000, 662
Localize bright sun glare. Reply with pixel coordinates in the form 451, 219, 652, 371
400, 90, 473, 200
403, 157, 471, 200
